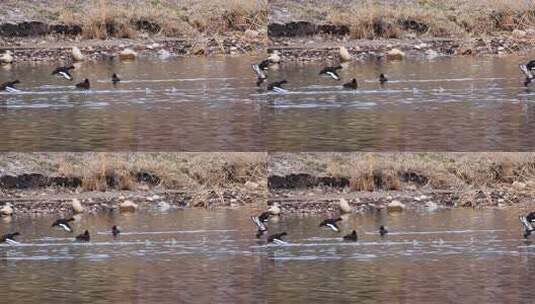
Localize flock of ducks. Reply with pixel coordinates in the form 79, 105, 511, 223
0, 218, 121, 244
250, 203, 388, 244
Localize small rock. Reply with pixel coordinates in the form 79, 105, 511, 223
119, 48, 137, 60
71, 46, 84, 61
339, 198, 352, 214
513, 29, 527, 38
156, 201, 171, 212
425, 49, 439, 59
414, 43, 428, 50
0, 203, 13, 216
71, 198, 84, 214
387, 200, 405, 212
244, 29, 259, 39
268, 202, 281, 215
339, 46, 352, 62
513, 181, 527, 190
268, 51, 281, 63
0, 51, 13, 64
147, 195, 161, 202
157, 49, 171, 59
245, 181, 259, 190
119, 200, 138, 212
424, 201, 439, 211
386, 48, 405, 61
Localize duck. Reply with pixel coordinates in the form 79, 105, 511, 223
379, 225, 388, 237
342, 78, 358, 89
520, 212, 535, 238
343, 230, 358, 241
75, 230, 90, 242
0, 80, 20, 92
251, 211, 270, 232
267, 80, 288, 93
267, 202, 281, 216
520, 60, 535, 86
379, 73, 388, 85
251, 62, 267, 87
112, 73, 121, 85
52, 217, 75, 232
0, 232, 19, 244
268, 232, 287, 245
52, 65, 75, 80
112, 225, 120, 237
319, 217, 342, 232
319, 65, 342, 80
75, 78, 90, 89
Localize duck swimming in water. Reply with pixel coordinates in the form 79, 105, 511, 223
112, 225, 120, 237
75, 78, 90, 90
319, 217, 342, 232
268, 232, 288, 245
319, 65, 342, 80
520, 60, 535, 86
0, 232, 19, 244
52, 218, 75, 232
342, 78, 358, 89
0, 80, 20, 92
379, 73, 388, 85
520, 211, 535, 238
267, 80, 288, 93
379, 225, 388, 237
52, 65, 75, 80
112, 73, 121, 85
342, 230, 358, 241
75, 230, 90, 242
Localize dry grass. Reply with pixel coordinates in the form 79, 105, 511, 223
0, 152, 267, 192
274, 0, 535, 39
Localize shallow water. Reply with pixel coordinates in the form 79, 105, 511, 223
262, 54, 535, 151
1, 207, 534, 303
0, 56, 266, 151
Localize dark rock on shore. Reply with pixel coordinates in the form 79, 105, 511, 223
0, 174, 82, 189
0, 21, 81, 37
268, 173, 350, 189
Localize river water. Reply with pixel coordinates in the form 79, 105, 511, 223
1, 207, 534, 303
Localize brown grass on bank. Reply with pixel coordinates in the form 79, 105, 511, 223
55, 0, 267, 39
4, 152, 267, 192
280, 0, 535, 39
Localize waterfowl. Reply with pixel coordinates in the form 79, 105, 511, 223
112, 225, 120, 237
319, 217, 342, 232
267, 202, 281, 216
52, 218, 75, 232
251, 63, 267, 86
0, 232, 19, 244
343, 230, 358, 241
112, 73, 120, 85
520, 212, 535, 238
268, 232, 287, 245
379, 73, 388, 85
52, 65, 75, 80
267, 80, 288, 93
379, 225, 388, 237
75, 78, 90, 90
342, 78, 358, 89
319, 65, 342, 80
251, 211, 270, 232
75, 230, 90, 242
520, 60, 535, 86
0, 80, 20, 92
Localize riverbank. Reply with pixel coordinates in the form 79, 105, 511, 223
0, 153, 267, 215
0, 0, 267, 61
268, 153, 535, 214
269, 0, 535, 61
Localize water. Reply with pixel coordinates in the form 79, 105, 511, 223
0, 56, 266, 151
1, 207, 534, 303
262, 54, 535, 151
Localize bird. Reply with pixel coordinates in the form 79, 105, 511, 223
0, 80, 20, 92
52, 218, 75, 232
251, 211, 270, 235
267, 202, 281, 216
52, 65, 75, 80
75, 78, 90, 90
251, 63, 267, 87
319, 65, 342, 80
112, 225, 120, 237
268, 232, 287, 245
112, 73, 121, 85
342, 78, 358, 89
267, 80, 288, 93
379, 73, 388, 85
379, 225, 388, 237
520, 212, 535, 238
319, 217, 342, 232
520, 60, 535, 86
0, 232, 19, 244
343, 230, 358, 241
75, 230, 90, 242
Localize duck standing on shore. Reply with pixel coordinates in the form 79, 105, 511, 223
0, 80, 21, 92
52, 65, 75, 80
52, 218, 75, 232
319, 65, 342, 80
319, 217, 342, 232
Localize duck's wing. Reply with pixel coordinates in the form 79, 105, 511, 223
251, 64, 267, 79
520, 64, 534, 79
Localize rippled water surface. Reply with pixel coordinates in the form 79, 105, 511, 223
1, 207, 535, 303
0, 56, 266, 151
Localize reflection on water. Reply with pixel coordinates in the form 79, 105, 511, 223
0, 57, 266, 151
263, 55, 535, 151
1, 208, 535, 303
